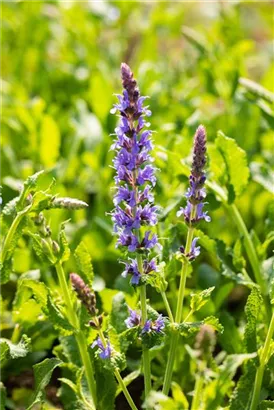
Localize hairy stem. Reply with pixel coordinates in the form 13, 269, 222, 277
97, 328, 138, 410
138, 263, 152, 399
161, 291, 174, 322
162, 227, 194, 395
249, 309, 274, 410
55, 262, 97, 408
1, 206, 30, 263
191, 373, 204, 410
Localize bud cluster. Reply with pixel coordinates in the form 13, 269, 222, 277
177, 126, 210, 261
70, 273, 103, 329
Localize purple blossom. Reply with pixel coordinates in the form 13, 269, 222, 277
180, 237, 201, 261
91, 337, 112, 359
142, 315, 165, 334
111, 63, 161, 285
121, 259, 141, 285
125, 308, 141, 328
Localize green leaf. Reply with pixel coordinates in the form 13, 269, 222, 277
94, 358, 116, 410
59, 226, 71, 263
239, 77, 274, 104
229, 359, 257, 410
0, 334, 31, 362
215, 131, 250, 197
27, 358, 62, 409
244, 287, 262, 353
0, 382, 6, 410
45, 295, 74, 336
171, 382, 189, 409
250, 162, 274, 194
259, 400, 274, 410
178, 316, 223, 336
110, 292, 128, 334
40, 114, 60, 167
144, 262, 168, 292
75, 241, 94, 287
89, 71, 112, 122
190, 287, 215, 313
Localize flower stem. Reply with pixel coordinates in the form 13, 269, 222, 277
162, 227, 194, 395
191, 373, 204, 410
97, 329, 138, 410
139, 274, 152, 399
55, 261, 97, 409
161, 291, 174, 322
249, 309, 274, 410
1, 206, 30, 263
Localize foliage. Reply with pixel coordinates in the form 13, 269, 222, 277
1, 2, 273, 410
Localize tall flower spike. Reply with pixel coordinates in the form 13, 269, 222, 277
70, 273, 97, 317
177, 125, 210, 259
111, 63, 160, 285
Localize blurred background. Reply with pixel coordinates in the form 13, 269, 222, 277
2, 0, 273, 284
1, 1, 274, 408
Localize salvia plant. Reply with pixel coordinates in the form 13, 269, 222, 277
1, 62, 274, 410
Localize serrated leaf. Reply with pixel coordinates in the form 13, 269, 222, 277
215, 132, 250, 197
75, 241, 94, 286
178, 316, 223, 337
229, 359, 257, 410
45, 296, 74, 336
110, 292, 128, 334
94, 358, 116, 410
59, 227, 71, 263
190, 287, 215, 313
27, 358, 62, 409
259, 400, 274, 409
0, 334, 31, 362
244, 287, 262, 353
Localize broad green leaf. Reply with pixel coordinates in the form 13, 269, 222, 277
215, 132, 250, 197
171, 382, 189, 409
110, 292, 128, 334
45, 296, 74, 336
229, 359, 257, 410
259, 400, 274, 409
0, 334, 31, 362
27, 358, 62, 409
89, 71, 112, 122
190, 286, 215, 313
244, 287, 262, 353
94, 359, 116, 410
75, 241, 94, 287
40, 114, 60, 167
178, 316, 223, 336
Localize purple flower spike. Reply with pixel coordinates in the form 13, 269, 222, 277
111, 63, 161, 285
177, 125, 210, 226
125, 308, 141, 328
91, 337, 112, 359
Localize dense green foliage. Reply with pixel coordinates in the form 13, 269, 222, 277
1, 2, 273, 410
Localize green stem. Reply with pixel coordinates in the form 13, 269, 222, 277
161, 291, 174, 322
249, 309, 274, 410
97, 329, 138, 410
114, 370, 138, 410
162, 227, 194, 395
55, 262, 97, 408
139, 280, 152, 398
1, 206, 30, 263
191, 373, 204, 410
